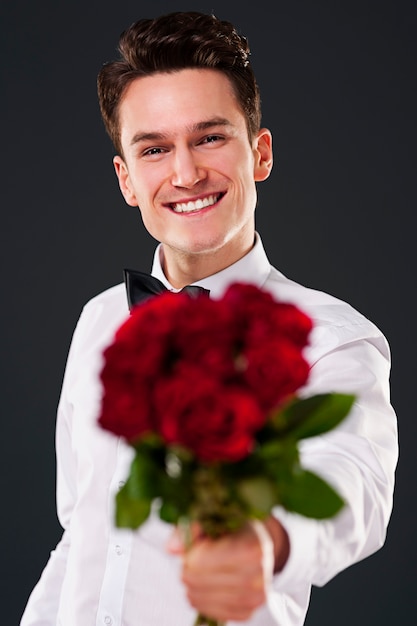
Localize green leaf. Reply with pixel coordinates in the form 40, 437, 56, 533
280, 469, 345, 519
273, 393, 356, 440
114, 452, 160, 528
236, 476, 277, 517
130, 452, 161, 499
115, 483, 152, 528
159, 500, 182, 525
258, 439, 299, 465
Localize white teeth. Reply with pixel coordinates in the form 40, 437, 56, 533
172, 194, 219, 213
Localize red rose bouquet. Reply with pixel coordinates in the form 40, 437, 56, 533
98, 282, 355, 626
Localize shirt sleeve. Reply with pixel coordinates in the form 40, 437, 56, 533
270, 317, 398, 593
20, 310, 85, 625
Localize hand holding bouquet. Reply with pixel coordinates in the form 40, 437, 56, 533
98, 282, 355, 625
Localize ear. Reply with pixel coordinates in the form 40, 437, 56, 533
253, 128, 273, 182
113, 155, 138, 206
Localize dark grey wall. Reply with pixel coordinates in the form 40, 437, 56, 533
2, 1, 415, 624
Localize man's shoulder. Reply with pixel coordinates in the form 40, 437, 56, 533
71, 282, 130, 349
83, 281, 127, 312
265, 266, 379, 335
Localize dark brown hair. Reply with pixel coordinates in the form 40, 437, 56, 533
97, 11, 261, 155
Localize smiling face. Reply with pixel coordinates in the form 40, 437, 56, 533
114, 68, 273, 286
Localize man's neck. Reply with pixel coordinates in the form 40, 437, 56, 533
161, 233, 256, 289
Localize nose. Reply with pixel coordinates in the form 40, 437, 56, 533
171, 146, 205, 188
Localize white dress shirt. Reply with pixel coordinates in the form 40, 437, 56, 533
20, 234, 398, 626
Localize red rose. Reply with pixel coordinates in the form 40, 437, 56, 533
114, 292, 189, 378
98, 293, 189, 441
173, 297, 238, 380
98, 335, 161, 440
242, 339, 310, 412
223, 283, 312, 348
221, 283, 312, 411
154, 363, 265, 462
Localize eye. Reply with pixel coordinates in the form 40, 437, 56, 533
201, 134, 224, 145
142, 146, 167, 157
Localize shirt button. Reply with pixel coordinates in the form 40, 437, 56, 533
104, 617, 112, 625
115, 544, 123, 555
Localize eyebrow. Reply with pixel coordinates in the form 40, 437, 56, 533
129, 117, 233, 147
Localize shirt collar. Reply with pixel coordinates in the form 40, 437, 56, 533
150, 232, 272, 299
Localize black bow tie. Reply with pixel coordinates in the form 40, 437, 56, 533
124, 268, 210, 310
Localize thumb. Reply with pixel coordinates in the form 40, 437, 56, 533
166, 526, 186, 555
166, 520, 204, 555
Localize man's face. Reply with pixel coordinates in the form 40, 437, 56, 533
114, 68, 272, 271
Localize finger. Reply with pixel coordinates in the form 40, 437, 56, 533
166, 520, 204, 554
186, 584, 265, 622
166, 526, 185, 555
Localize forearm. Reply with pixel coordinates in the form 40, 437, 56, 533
271, 416, 397, 590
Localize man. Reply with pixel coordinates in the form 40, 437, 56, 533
20, 11, 398, 626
